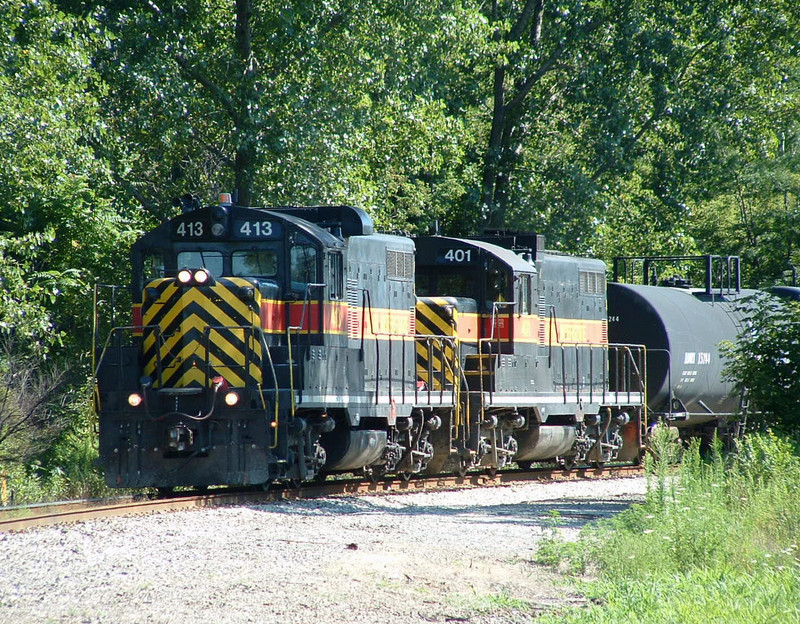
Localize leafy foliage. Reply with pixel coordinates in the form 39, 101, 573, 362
722, 293, 800, 435
70, 0, 489, 234
0, 340, 74, 466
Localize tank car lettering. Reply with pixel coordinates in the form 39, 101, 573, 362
683, 352, 696, 365
233, 219, 282, 239
680, 370, 698, 383
697, 352, 711, 365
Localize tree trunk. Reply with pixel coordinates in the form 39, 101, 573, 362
234, 0, 256, 206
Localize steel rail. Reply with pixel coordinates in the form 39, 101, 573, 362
0, 464, 644, 533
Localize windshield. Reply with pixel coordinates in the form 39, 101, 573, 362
232, 250, 278, 278
142, 251, 165, 280
416, 269, 478, 299
176, 250, 224, 277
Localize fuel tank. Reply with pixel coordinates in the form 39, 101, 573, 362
607, 283, 753, 426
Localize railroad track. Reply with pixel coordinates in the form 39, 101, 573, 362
0, 464, 644, 533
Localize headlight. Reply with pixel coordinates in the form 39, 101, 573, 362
127, 393, 143, 407
224, 391, 240, 407
177, 269, 193, 284
194, 269, 210, 284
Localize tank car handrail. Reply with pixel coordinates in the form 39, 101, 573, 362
612, 254, 742, 296
644, 348, 675, 420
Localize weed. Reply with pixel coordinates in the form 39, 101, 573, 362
459, 587, 534, 614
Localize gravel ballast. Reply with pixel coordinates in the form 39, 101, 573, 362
0, 477, 647, 624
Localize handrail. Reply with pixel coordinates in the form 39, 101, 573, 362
287, 282, 326, 413
413, 333, 464, 425
542, 341, 646, 405
94, 324, 165, 388
253, 328, 281, 448
548, 305, 559, 367
488, 300, 516, 341
95, 324, 282, 443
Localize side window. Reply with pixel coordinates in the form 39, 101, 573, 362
290, 235, 318, 290
486, 262, 508, 303
519, 274, 531, 315
329, 252, 343, 299
142, 252, 165, 280
232, 250, 278, 278
176, 250, 224, 277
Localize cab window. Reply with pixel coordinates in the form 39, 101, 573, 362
290, 236, 318, 289
176, 250, 224, 277
142, 251, 165, 280
232, 250, 278, 278
416, 269, 477, 299
486, 265, 509, 302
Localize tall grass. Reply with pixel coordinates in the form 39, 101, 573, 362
0, 417, 112, 506
536, 429, 800, 624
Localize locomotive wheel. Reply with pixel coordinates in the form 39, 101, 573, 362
486, 466, 498, 478
456, 460, 469, 478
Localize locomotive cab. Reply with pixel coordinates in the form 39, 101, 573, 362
96, 202, 349, 487
413, 234, 642, 471
414, 236, 537, 357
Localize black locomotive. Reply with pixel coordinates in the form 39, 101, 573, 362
93, 196, 745, 489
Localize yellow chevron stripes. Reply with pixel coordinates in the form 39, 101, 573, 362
416, 297, 458, 335
141, 278, 262, 388
416, 298, 459, 390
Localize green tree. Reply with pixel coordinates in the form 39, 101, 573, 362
690, 58, 800, 286
473, 0, 800, 259
72, 0, 487, 233
0, 1, 137, 352
722, 293, 800, 435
